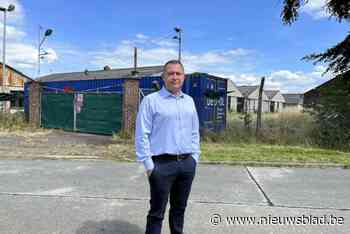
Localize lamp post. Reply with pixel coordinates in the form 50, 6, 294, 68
0, 4, 15, 94
37, 26, 53, 77
173, 27, 182, 61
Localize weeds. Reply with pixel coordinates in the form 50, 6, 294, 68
0, 112, 32, 131
203, 111, 318, 147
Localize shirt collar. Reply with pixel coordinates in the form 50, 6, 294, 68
160, 86, 184, 98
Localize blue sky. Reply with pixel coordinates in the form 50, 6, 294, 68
1, 0, 348, 92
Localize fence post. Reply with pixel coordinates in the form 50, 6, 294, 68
73, 93, 77, 132
256, 77, 265, 138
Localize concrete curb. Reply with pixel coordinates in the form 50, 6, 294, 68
0, 155, 348, 168
0, 155, 102, 160
199, 160, 349, 169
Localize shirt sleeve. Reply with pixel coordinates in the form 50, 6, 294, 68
191, 99, 201, 163
135, 96, 154, 171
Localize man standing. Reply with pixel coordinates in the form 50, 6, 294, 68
135, 60, 200, 234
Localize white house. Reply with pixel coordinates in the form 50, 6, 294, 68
282, 94, 304, 112
227, 79, 243, 112
265, 90, 286, 112
237, 85, 269, 113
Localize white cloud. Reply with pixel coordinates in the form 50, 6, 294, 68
136, 33, 148, 40
215, 73, 262, 86
90, 43, 176, 69
141, 47, 177, 64
90, 34, 252, 73
132, 33, 178, 48
14, 62, 32, 69
8, 29, 324, 94
301, 0, 329, 19
44, 48, 58, 63
121, 40, 133, 45
214, 65, 331, 93
91, 46, 247, 73
151, 38, 177, 47
266, 68, 330, 93
0, 25, 26, 40
270, 70, 307, 81
267, 70, 312, 92
0, 40, 58, 70
58, 49, 81, 56
198, 52, 231, 64
0, 42, 58, 71
5, 42, 37, 68
225, 48, 251, 56
182, 52, 232, 71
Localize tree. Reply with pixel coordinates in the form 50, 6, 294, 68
281, 0, 350, 74
282, 1, 350, 150
307, 72, 350, 150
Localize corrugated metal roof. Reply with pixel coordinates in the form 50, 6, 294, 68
264, 90, 279, 100
237, 85, 259, 97
282, 94, 303, 104
37, 65, 164, 82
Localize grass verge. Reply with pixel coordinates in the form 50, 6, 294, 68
106, 142, 350, 167
201, 143, 350, 166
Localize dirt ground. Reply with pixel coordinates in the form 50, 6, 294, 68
0, 129, 135, 160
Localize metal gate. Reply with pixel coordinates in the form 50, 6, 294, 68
41, 92, 122, 135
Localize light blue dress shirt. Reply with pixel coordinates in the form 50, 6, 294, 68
135, 86, 200, 171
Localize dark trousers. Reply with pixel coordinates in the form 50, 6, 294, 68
145, 156, 196, 234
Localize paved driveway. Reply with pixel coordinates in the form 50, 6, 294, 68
0, 159, 349, 233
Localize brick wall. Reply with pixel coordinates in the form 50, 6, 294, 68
29, 82, 41, 127
122, 78, 139, 137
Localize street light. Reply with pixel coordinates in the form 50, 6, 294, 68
37, 26, 53, 77
173, 27, 182, 61
0, 4, 15, 94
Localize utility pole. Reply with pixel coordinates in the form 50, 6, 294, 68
132, 47, 138, 76
256, 77, 265, 138
173, 27, 182, 61
0, 4, 15, 112
37, 25, 41, 77
2, 9, 7, 91
0, 5, 15, 90
37, 26, 53, 77
134, 47, 137, 71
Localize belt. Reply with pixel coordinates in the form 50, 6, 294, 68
153, 153, 191, 161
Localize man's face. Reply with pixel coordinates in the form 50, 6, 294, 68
163, 63, 185, 94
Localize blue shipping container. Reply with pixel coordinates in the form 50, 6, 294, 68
25, 73, 227, 132
139, 73, 227, 132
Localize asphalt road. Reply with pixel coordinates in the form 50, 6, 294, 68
0, 159, 349, 234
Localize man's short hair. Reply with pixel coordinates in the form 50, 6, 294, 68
162, 60, 184, 79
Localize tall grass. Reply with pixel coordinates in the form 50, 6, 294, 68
260, 112, 315, 146
202, 111, 317, 147
0, 111, 32, 131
